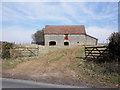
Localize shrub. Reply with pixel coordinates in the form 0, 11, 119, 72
1, 42, 13, 59
108, 32, 120, 62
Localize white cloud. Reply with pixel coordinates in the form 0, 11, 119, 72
86, 26, 117, 43
2, 26, 37, 44
2, 2, 74, 24
2, 2, 118, 25
60, 2, 118, 24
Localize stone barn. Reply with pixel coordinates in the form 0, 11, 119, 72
43, 25, 98, 46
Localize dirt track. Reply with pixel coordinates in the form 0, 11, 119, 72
2, 46, 115, 88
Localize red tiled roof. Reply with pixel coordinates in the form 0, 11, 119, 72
44, 25, 86, 34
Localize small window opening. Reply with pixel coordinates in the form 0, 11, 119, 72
49, 41, 56, 46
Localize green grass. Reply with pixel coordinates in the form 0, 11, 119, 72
47, 55, 64, 63
2, 56, 39, 69
2, 62, 18, 69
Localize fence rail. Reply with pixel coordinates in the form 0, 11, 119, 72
85, 46, 109, 60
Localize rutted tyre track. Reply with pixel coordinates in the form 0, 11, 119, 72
3, 48, 77, 80
2, 46, 106, 88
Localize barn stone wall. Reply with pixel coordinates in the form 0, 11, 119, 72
68, 34, 86, 45
85, 35, 97, 45
45, 34, 64, 46
45, 34, 97, 46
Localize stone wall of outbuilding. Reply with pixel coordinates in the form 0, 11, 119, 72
44, 34, 97, 46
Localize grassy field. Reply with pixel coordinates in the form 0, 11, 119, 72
2, 45, 119, 88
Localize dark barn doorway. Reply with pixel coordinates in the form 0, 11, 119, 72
49, 41, 56, 46
64, 42, 69, 46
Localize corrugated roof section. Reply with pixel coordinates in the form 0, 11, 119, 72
44, 25, 86, 34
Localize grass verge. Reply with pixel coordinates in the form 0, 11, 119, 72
71, 47, 119, 87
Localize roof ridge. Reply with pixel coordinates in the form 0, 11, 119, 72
46, 25, 85, 26
44, 25, 86, 34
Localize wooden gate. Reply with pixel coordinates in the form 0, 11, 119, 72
85, 46, 109, 60
10, 47, 39, 58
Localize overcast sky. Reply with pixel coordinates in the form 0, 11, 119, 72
1, 1, 118, 43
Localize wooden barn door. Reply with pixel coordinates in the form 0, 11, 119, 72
64, 34, 68, 40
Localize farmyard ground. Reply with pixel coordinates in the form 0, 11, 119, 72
2, 45, 119, 88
